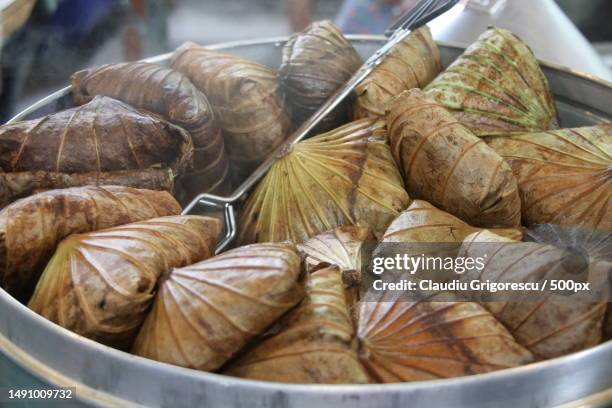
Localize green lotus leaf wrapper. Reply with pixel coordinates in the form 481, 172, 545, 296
425, 27, 558, 136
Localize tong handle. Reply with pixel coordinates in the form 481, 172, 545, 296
181, 196, 236, 254
385, 0, 460, 37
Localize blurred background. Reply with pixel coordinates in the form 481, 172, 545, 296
1, 0, 611, 122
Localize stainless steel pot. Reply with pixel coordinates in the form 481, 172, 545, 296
2, 36, 612, 408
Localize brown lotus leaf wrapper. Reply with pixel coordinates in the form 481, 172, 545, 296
225, 265, 369, 384
298, 226, 375, 308
377, 199, 519, 285
71, 62, 230, 199
425, 27, 558, 136
132, 242, 304, 371
487, 124, 611, 231
280, 20, 362, 133
171, 42, 291, 181
239, 118, 410, 244
28, 215, 220, 349
386, 89, 521, 228
525, 224, 612, 344
0, 185, 181, 299
298, 225, 373, 275
357, 297, 534, 382
354, 26, 441, 120
382, 200, 523, 244
377, 200, 523, 285
71, 62, 216, 148
0, 96, 193, 186
460, 230, 608, 359
0, 168, 176, 208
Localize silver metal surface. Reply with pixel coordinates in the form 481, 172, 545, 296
556, 389, 612, 408
594, 42, 612, 71
2, 36, 612, 408
181, 198, 235, 255
465, 0, 507, 15
430, 0, 612, 81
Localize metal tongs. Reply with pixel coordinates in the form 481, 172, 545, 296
183, 0, 460, 253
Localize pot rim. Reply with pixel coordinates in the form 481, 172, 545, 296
8, 35, 612, 125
